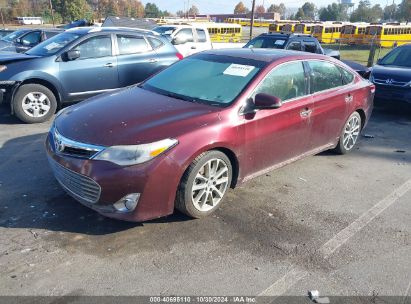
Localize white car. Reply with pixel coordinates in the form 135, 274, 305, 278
153, 24, 213, 57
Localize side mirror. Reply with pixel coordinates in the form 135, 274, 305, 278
254, 93, 282, 109
376, 58, 382, 65
172, 36, 187, 45
65, 49, 80, 61
21, 40, 31, 46
16, 38, 21, 44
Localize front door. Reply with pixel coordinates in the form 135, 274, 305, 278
58, 34, 119, 102
173, 28, 196, 57
240, 61, 314, 178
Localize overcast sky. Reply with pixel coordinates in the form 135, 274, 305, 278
142, 0, 396, 14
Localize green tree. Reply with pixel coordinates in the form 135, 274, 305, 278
255, 5, 265, 14
383, 3, 398, 21
319, 3, 348, 21
295, 8, 305, 20
188, 5, 199, 16
397, 0, 411, 21
144, 2, 160, 17
301, 2, 316, 20
350, 0, 383, 23
267, 3, 286, 18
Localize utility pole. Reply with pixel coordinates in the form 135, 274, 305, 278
250, 0, 256, 40
49, 0, 55, 27
0, 8, 4, 29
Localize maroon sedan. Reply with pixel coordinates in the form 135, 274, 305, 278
46, 49, 375, 221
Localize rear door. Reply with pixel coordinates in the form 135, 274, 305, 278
306, 60, 355, 149
240, 61, 314, 176
172, 28, 196, 57
115, 34, 161, 86
194, 28, 212, 52
58, 34, 119, 101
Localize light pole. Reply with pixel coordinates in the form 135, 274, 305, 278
49, 0, 55, 27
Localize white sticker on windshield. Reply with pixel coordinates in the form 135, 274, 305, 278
275, 40, 285, 46
223, 64, 255, 77
44, 42, 60, 51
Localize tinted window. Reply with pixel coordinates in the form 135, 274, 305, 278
308, 61, 343, 93
117, 35, 150, 55
1, 29, 29, 42
288, 41, 301, 51
26, 32, 80, 56
303, 41, 317, 53
254, 61, 306, 102
147, 37, 164, 49
196, 29, 207, 42
21, 31, 41, 45
74, 35, 112, 59
340, 67, 355, 85
379, 46, 411, 67
44, 31, 60, 39
245, 37, 286, 49
175, 28, 194, 42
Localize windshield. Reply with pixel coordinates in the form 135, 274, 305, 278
1, 30, 29, 42
245, 37, 287, 49
153, 26, 177, 36
141, 54, 264, 106
379, 47, 411, 68
26, 32, 81, 56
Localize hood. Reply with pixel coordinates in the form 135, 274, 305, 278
371, 64, 411, 83
0, 40, 17, 53
55, 86, 221, 146
0, 51, 40, 63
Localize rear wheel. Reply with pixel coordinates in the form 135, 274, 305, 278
13, 84, 57, 123
335, 111, 362, 154
176, 151, 232, 218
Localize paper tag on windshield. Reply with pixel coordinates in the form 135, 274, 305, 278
223, 64, 255, 77
44, 42, 60, 51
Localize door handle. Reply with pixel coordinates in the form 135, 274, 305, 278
300, 108, 312, 118
148, 58, 159, 63
345, 94, 354, 103
191, 46, 197, 49
104, 63, 115, 68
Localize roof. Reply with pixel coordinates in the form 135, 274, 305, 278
102, 16, 157, 30
200, 48, 328, 63
260, 33, 315, 39
66, 26, 159, 36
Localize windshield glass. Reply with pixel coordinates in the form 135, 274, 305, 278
141, 54, 264, 106
379, 47, 411, 67
1, 30, 29, 42
26, 32, 81, 56
245, 37, 287, 49
153, 26, 177, 36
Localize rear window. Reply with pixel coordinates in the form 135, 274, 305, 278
245, 37, 287, 49
196, 29, 207, 43
147, 37, 164, 49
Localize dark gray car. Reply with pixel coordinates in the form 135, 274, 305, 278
0, 28, 62, 53
0, 27, 181, 123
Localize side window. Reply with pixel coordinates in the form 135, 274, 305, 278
308, 61, 343, 93
254, 61, 306, 102
45, 31, 60, 39
21, 31, 41, 45
117, 35, 150, 55
339, 67, 355, 85
303, 41, 317, 53
175, 28, 194, 42
74, 35, 112, 59
246, 38, 264, 48
147, 37, 164, 49
196, 29, 207, 42
288, 41, 301, 51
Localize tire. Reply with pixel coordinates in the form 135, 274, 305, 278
176, 151, 233, 218
13, 84, 57, 123
334, 111, 362, 155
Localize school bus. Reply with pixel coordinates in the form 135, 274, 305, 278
312, 23, 344, 43
294, 23, 319, 34
363, 24, 411, 47
204, 23, 242, 42
269, 21, 299, 33
340, 24, 368, 44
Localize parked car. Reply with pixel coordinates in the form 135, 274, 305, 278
243, 33, 371, 78
0, 29, 14, 38
46, 49, 375, 222
0, 28, 62, 53
153, 24, 212, 57
370, 44, 411, 104
0, 27, 182, 123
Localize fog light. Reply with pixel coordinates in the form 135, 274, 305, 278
113, 193, 140, 213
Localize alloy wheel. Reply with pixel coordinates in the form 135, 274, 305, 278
21, 92, 51, 118
343, 115, 360, 151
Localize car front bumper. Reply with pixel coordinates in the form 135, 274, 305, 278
374, 83, 411, 104
0, 80, 18, 105
45, 132, 183, 222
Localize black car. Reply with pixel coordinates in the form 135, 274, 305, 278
0, 28, 62, 53
0, 29, 14, 38
244, 33, 341, 59
370, 44, 411, 104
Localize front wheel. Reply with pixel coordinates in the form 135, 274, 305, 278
335, 111, 362, 154
176, 151, 232, 218
13, 84, 57, 123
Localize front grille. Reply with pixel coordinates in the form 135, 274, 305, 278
374, 78, 408, 87
49, 158, 101, 205
62, 146, 97, 158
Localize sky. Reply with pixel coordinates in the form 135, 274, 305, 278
142, 0, 395, 14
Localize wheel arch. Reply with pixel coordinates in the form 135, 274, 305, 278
355, 108, 366, 130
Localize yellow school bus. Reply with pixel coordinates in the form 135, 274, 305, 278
363, 24, 411, 47
269, 21, 299, 33
204, 23, 242, 42
340, 24, 368, 44
312, 23, 344, 43
294, 23, 319, 34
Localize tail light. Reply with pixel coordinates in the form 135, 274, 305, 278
370, 84, 376, 94
176, 53, 184, 60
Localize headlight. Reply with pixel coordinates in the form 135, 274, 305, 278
0, 65, 7, 72
92, 138, 178, 166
